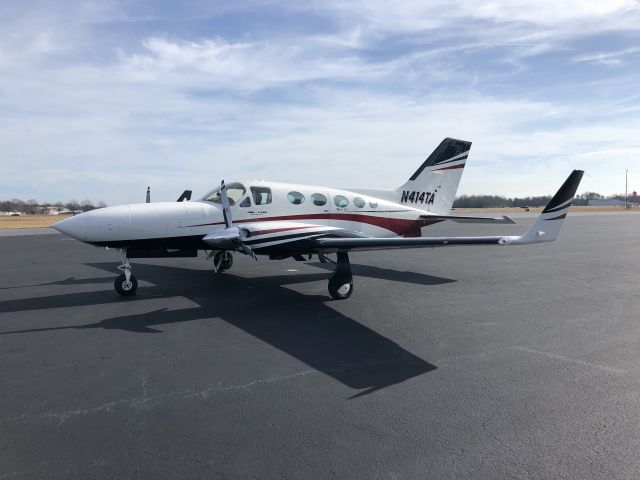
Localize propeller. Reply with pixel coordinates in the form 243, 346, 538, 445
220, 180, 232, 228
202, 180, 257, 260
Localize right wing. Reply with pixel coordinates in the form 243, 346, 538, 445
313, 170, 584, 252
423, 214, 515, 224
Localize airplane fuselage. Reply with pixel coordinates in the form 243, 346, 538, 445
54, 180, 443, 255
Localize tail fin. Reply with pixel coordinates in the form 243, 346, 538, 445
512, 170, 584, 245
397, 138, 471, 215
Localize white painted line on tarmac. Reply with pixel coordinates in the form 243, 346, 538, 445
513, 346, 627, 374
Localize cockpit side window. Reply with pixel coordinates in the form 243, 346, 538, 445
202, 183, 246, 206
251, 186, 272, 205
239, 196, 251, 208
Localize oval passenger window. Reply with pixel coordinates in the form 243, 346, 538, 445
334, 195, 349, 208
311, 193, 327, 206
353, 197, 365, 208
287, 191, 305, 205
369, 201, 378, 208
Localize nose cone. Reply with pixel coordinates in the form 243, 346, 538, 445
52, 214, 88, 241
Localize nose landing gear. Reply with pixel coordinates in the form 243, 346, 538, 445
115, 249, 138, 296
327, 252, 353, 300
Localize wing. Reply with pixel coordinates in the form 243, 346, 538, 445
314, 170, 584, 252
202, 221, 364, 251
423, 214, 515, 224
313, 235, 507, 252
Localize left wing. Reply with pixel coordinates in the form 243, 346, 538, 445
203, 221, 360, 251
314, 170, 584, 252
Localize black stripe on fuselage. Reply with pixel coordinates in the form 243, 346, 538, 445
89, 232, 339, 256
243, 231, 324, 246
90, 235, 211, 250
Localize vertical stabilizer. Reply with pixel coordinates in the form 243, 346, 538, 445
397, 138, 471, 215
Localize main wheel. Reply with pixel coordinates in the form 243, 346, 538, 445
114, 273, 138, 296
213, 251, 233, 272
328, 278, 353, 300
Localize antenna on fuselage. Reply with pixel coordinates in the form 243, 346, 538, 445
176, 190, 192, 202
146, 186, 150, 203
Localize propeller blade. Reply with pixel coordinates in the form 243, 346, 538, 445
240, 243, 257, 261
220, 180, 232, 228
203, 181, 256, 260
202, 228, 258, 260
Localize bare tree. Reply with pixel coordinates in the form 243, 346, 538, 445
80, 199, 96, 212
65, 200, 80, 214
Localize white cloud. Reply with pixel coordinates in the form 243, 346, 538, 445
116, 35, 413, 92
572, 47, 640, 66
1, 0, 640, 203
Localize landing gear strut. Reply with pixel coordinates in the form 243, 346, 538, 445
328, 252, 353, 300
212, 251, 233, 273
115, 249, 138, 296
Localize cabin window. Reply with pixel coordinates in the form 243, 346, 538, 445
353, 197, 365, 208
203, 182, 246, 206
287, 191, 305, 205
251, 186, 272, 205
334, 195, 349, 208
369, 201, 378, 208
239, 196, 251, 208
311, 193, 327, 206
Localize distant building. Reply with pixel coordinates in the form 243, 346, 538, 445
40, 206, 72, 215
588, 199, 626, 207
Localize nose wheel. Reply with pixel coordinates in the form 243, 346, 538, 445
115, 249, 138, 296
115, 273, 138, 296
328, 252, 354, 300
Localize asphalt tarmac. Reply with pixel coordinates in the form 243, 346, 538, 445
1, 212, 639, 479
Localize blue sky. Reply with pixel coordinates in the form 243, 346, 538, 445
1, 0, 639, 204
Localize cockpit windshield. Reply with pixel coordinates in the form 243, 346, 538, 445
201, 182, 246, 206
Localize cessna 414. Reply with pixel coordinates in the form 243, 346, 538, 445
53, 138, 583, 299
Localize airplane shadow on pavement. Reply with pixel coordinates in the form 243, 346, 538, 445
0, 262, 453, 397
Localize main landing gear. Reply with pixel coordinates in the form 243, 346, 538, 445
115, 249, 138, 296
327, 252, 354, 300
210, 251, 233, 273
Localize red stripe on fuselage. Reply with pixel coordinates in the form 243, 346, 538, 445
187, 213, 444, 236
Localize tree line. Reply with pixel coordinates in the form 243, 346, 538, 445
452, 192, 634, 208
0, 198, 107, 214
2, 191, 634, 213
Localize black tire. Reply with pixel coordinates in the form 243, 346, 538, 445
328, 278, 353, 300
213, 251, 233, 272
114, 273, 138, 296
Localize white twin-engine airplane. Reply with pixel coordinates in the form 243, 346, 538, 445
53, 138, 584, 299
